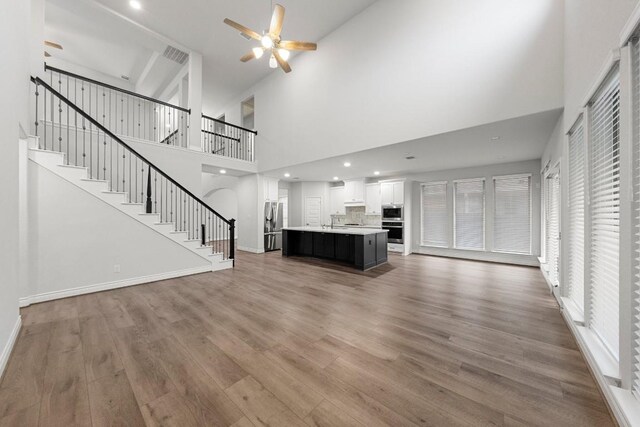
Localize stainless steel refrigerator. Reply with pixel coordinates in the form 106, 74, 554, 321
264, 201, 283, 251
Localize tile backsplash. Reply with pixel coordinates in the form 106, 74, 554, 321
331, 206, 381, 226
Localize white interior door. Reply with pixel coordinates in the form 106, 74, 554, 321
305, 197, 322, 227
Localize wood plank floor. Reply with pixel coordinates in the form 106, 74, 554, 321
0, 252, 614, 426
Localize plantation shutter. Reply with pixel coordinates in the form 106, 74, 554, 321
589, 67, 620, 360
454, 179, 485, 250
568, 119, 585, 312
547, 174, 560, 287
421, 182, 448, 247
493, 175, 531, 254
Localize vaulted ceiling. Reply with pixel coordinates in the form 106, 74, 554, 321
45, 0, 377, 113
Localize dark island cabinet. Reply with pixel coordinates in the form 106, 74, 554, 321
283, 229, 388, 271
335, 234, 355, 263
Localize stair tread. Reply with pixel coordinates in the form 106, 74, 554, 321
80, 178, 107, 183
57, 164, 86, 170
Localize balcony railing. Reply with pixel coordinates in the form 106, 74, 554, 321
201, 114, 257, 162
44, 63, 191, 148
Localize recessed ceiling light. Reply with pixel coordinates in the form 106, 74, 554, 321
220, 169, 227, 174
343, 162, 351, 167
333, 176, 339, 180
491, 136, 501, 141
373, 171, 380, 176
284, 173, 290, 178
129, 0, 142, 10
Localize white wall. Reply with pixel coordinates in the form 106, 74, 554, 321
237, 174, 262, 252
25, 162, 209, 303
215, 0, 563, 172
288, 181, 331, 227
202, 174, 240, 239
563, 0, 639, 134
408, 159, 542, 266
0, 0, 34, 374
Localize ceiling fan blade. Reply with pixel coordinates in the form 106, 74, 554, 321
44, 51, 51, 57
223, 18, 261, 41
273, 49, 291, 73
269, 4, 285, 37
44, 40, 63, 50
240, 51, 255, 62
278, 40, 317, 51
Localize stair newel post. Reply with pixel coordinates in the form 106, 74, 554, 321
229, 218, 235, 262
201, 223, 206, 247
145, 166, 153, 214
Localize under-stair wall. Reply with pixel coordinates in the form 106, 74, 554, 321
21, 140, 216, 306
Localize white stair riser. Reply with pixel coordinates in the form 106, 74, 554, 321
120, 204, 143, 215
56, 166, 88, 181
182, 240, 204, 250
76, 180, 109, 193
137, 214, 161, 225
100, 192, 128, 205
29, 150, 64, 168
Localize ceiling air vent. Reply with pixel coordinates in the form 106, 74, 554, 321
405, 155, 416, 160
163, 45, 189, 65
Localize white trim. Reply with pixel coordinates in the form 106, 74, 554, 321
581, 49, 621, 108
0, 316, 22, 378
620, 1, 640, 47
18, 266, 212, 308
452, 177, 486, 183
492, 173, 532, 181
414, 246, 538, 266
420, 180, 447, 186
237, 246, 264, 254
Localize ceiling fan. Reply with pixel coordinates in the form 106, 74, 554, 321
223, 4, 317, 73
44, 40, 63, 58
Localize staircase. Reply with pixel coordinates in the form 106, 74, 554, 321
30, 75, 235, 272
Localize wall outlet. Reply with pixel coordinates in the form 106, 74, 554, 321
114, 264, 121, 273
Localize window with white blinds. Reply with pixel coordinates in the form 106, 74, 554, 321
631, 38, 640, 395
567, 119, 585, 312
493, 175, 531, 254
421, 182, 448, 247
589, 67, 620, 360
547, 174, 560, 287
454, 179, 485, 250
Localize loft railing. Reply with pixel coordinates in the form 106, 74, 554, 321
44, 63, 191, 149
201, 114, 257, 162
31, 75, 235, 262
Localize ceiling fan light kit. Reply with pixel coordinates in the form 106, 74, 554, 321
224, 3, 317, 73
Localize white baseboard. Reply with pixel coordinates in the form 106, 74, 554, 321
413, 246, 540, 266
0, 316, 22, 378
19, 266, 212, 307
237, 246, 264, 254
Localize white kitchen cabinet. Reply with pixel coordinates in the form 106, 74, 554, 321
343, 179, 365, 204
330, 186, 346, 215
263, 177, 279, 201
365, 183, 381, 215
380, 181, 404, 205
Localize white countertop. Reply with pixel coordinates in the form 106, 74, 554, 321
283, 226, 388, 235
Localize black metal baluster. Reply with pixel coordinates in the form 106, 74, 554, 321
145, 166, 152, 213
34, 81, 39, 139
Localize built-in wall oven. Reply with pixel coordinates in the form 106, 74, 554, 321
382, 205, 403, 221
382, 221, 404, 243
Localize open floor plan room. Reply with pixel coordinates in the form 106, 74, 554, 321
0, 252, 613, 426
5, 0, 640, 425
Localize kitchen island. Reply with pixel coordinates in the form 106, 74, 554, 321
282, 226, 388, 270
